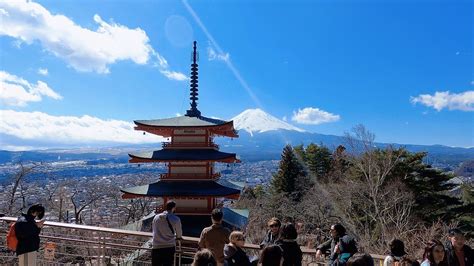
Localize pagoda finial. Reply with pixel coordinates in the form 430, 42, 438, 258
186, 41, 201, 117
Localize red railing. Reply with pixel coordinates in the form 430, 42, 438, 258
162, 142, 219, 149
160, 173, 221, 179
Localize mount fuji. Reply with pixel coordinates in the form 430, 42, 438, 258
216, 108, 474, 163
232, 109, 305, 136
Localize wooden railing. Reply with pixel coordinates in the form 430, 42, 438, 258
0, 217, 386, 265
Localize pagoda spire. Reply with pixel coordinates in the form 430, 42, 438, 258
186, 41, 201, 117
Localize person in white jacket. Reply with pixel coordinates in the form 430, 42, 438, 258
152, 201, 182, 266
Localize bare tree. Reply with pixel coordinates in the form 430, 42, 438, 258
4, 162, 43, 215
66, 179, 106, 224
42, 180, 70, 222
331, 125, 415, 250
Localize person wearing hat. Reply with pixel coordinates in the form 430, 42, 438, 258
445, 229, 473, 266
15, 204, 45, 266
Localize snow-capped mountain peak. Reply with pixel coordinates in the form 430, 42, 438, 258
232, 108, 305, 135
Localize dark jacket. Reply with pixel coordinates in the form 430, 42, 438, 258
260, 230, 279, 248
15, 214, 41, 256
224, 244, 251, 266
276, 239, 302, 266
316, 234, 358, 266
445, 241, 473, 266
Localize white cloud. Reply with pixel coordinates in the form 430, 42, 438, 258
0, 70, 62, 106
291, 107, 340, 125
160, 70, 188, 81
38, 68, 48, 76
410, 91, 474, 111
1, 145, 39, 151
0, 1, 186, 80
207, 46, 229, 62
0, 110, 164, 144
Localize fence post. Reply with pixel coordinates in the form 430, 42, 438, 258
178, 239, 182, 266
99, 233, 106, 266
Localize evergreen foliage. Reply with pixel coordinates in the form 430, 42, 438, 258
389, 149, 466, 222
293, 143, 333, 181
270, 144, 308, 201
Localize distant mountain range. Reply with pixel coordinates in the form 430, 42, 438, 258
1, 109, 473, 166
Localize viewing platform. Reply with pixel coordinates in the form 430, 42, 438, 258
0, 216, 386, 265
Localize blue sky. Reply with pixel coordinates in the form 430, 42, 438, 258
0, 0, 473, 150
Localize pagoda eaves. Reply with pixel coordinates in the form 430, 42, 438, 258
134, 116, 238, 138
120, 180, 241, 199
128, 149, 240, 163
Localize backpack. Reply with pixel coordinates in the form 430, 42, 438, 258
6, 222, 18, 251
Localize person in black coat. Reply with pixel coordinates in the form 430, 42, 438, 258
224, 231, 251, 266
276, 223, 302, 266
445, 229, 473, 266
315, 223, 358, 266
15, 204, 45, 266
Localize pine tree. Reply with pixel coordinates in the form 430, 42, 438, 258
329, 145, 350, 182
304, 143, 333, 180
271, 144, 307, 201
389, 149, 466, 223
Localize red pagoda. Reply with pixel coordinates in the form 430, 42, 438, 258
121, 42, 242, 235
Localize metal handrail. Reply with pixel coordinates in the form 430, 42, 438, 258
0, 217, 386, 265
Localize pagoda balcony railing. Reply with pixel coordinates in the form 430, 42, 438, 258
160, 172, 221, 179
0, 217, 386, 266
161, 142, 219, 149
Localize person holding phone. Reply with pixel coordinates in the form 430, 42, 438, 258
15, 203, 45, 266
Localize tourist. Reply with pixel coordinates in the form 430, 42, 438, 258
199, 208, 231, 266
399, 257, 421, 266
260, 217, 281, 248
224, 231, 251, 266
348, 253, 374, 266
15, 204, 45, 266
260, 245, 284, 266
152, 200, 183, 266
421, 240, 447, 266
384, 239, 407, 266
315, 223, 358, 266
192, 249, 217, 266
276, 223, 302, 266
445, 229, 473, 266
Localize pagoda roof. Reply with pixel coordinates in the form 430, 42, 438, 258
135, 115, 231, 128
129, 149, 239, 163
120, 180, 241, 198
